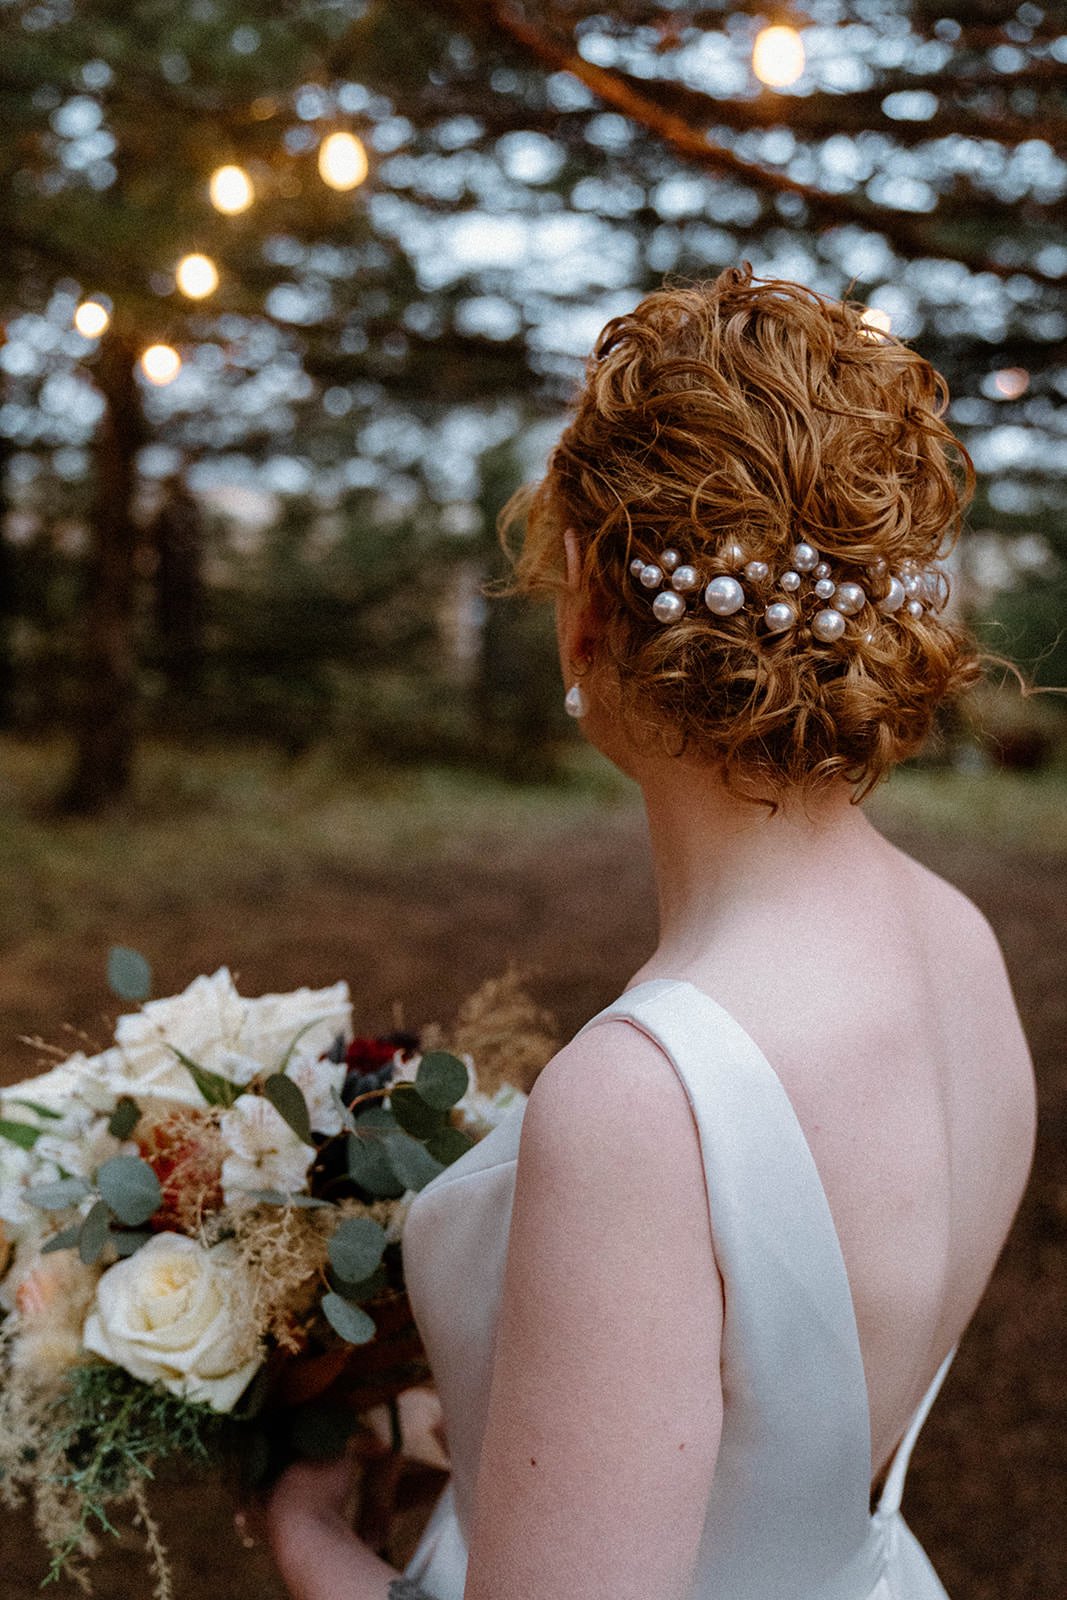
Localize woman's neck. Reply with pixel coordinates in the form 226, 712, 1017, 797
636, 759, 886, 968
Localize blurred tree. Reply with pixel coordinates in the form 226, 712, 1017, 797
0, 0, 1063, 804
150, 475, 205, 698
58, 328, 148, 812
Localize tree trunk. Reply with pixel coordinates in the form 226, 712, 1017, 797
0, 429, 16, 729
151, 477, 204, 698
59, 331, 147, 814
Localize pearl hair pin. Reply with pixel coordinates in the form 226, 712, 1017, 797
629, 540, 946, 644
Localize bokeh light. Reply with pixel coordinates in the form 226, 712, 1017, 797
752, 25, 806, 88
209, 164, 254, 214
993, 367, 1030, 400
140, 344, 182, 385
176, 253, 219, 299
318, 131, 369, 191
73, 300, 110, 338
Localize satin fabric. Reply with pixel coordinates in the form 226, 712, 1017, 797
400, 978, 957, 1599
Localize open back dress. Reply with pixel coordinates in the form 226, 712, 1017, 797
399, 977, 958, 1600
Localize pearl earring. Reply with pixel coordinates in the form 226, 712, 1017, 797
564, 681, 588, 719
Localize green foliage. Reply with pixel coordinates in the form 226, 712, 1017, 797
106, 946, 153, 1003
415, 1050, 469, 1109
263, 1073, 312, 1145
40, 1364, 222, 1586
320, 1291, 376, 1346
0, 1119, 43, 1151
389, 1081, 447, 1140
96, 1155, 163, 1226
171, 1046, 243, 1107
345, 1126, 407, 1198
77, 1200, 112, 1266
26, 1177, 92, 1210
425, 1124, 475, 1165
107, 1096, 141, 1140
327, 1214, 387, 1285
382, 1129, 444, 1192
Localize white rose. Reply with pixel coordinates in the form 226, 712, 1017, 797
218, 1095, 316, 1202
237, 981, 351, 1072
110, 970, 351, 1108
82, 1234, 262, 1413
112, 969, 250, 1105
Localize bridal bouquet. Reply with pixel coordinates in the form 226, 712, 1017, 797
0, 959, 547, 1592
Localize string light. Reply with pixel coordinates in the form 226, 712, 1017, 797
752, 25, 806, 88
176, 253, 219, 299
140, 344, 182, 385
317, 131, 369, 191
74, 300, 110, 338
993, 367, 1029, 399
209, 164, 254, 214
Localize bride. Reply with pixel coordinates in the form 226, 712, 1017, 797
262, 266, 1037, 1600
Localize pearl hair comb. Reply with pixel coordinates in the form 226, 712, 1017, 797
629, 540, 947, 642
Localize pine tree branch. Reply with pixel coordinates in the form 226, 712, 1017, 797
608, 66, 1067, 153
455, 1, 1064, 286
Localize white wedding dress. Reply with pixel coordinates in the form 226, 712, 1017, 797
400, 978, 958, 1599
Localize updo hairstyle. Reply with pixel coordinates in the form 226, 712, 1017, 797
501, 264, 983, 811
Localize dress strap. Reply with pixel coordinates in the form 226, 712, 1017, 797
576, 977, 874, 1552
875, 1342, 958, 1520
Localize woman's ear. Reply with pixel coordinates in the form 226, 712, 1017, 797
563, 526, 582, 591
559, 527, 599, 669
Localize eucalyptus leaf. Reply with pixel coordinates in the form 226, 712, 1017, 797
329, 1086, 357, 1133
112, 1231, 153, 1258
425, 1125, 475, 1166
26, 1177, 92, 1210
389, 1082, 446, 1140
415, 1051, 470, 1110
330, 1261, 388, 1303
41, 1224, 83, 1255
78, 1201, 111, 1265
327, 1215, 387, 1285
170, 1046, 242, 1108
383, 1130, 445, 1192
0, 1119, 42, 1151
321, 1291, 377, 1346
108, 1096, 141, 1140
262, 1074, 312, 1145
245, 1189, 332, 1209
354, 1104, 396, 1129
107, 945, 153, 1002
346, 1132, 405, 1198
97, 1155, 163, 1226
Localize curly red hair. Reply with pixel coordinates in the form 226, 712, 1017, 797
501, 264, 983, 810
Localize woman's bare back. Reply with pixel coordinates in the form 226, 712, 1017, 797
633, 833, 1037, 1490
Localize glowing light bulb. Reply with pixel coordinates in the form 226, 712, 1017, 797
209, 164, 254, 214
860, 307, 892, 338
140, 344, 182, 385
752, 25, 806, 88
318, 131, 368, 191
176, 253, 219, 299
74, 300, 110, 338
993, 367, 1029, 400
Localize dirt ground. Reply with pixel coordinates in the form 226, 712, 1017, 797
1, 805, 1063, 1600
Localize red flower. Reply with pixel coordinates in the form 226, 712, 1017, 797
344, 1036, 398, 1073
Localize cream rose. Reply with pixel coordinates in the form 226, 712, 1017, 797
82, 1234, 262, 1412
